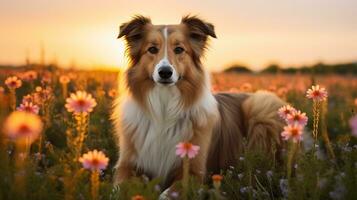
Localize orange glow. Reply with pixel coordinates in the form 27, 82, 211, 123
1, 0, 357, 71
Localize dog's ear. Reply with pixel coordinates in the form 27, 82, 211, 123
118, 15, 151, 64
117, 15, 151, 41
181, 15, 216, 59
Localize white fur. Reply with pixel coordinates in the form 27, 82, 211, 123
152, 26, 179, 85
119, 83, 218, 182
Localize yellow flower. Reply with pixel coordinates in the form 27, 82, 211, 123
79, 150, 109, 171
65, 91, 97, 114
131, 195, 145, 200
3, 111, 43, 144
59, 75, 70, 84
5, 76, 22, 89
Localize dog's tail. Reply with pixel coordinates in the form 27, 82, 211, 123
242, 90, 287, 155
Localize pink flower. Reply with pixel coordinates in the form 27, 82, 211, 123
306, 85, 328, 101
21, 70, 37, 82
175, 142, 200, 159
17, 102, 40, 114
5, 76, 22, 89
65, 91, 97, 114
281, 124, 303, 143
79, 150, 109, 171
349, 115, 357, 138
3, 111, 43, 144
287, 110, 308, 126
278, 105, 296, 120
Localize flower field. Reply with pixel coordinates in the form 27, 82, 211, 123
0, 67, 356, 200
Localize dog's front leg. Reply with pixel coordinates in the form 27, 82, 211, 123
113, 134, 136, 185
161, 126, 214, 199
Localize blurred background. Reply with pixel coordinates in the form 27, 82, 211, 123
1, 0, 357, 72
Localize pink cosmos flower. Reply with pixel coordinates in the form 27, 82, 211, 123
17, 102, 40, 114
306, 85, 328, 101
5, 76, 22, 89
278, 105, 297, 120
3, 111, 43, 144
65, 91, 97, 114
79, 150, 109, 171
349, 115, 357, 138
281, 124, 304, 143
287, 110, 308, 126
175, 142, 200, 159
21, 70, 37, 82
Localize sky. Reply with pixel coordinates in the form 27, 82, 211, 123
1, 0, 357, 71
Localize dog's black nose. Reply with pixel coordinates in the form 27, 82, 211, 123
158, 66, 173, 79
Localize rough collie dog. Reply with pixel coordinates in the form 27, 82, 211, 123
112, 15, 286, 190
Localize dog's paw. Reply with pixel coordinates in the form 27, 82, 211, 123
158, 188, 170, 200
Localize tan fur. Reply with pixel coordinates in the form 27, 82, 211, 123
113, 15, 287, 190
207, 91, 287, 175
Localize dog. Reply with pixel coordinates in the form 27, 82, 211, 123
112, 15, 286, 190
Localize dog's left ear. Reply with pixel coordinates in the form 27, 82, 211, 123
181, 15, 216, 58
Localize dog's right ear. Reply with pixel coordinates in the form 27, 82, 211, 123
117, 15, 151, 41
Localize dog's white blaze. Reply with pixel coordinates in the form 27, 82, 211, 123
163, 26, 168, 58
152, 26, 179, 84
120, 84, 218, 182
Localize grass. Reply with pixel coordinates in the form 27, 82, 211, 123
0, 68, 356, 200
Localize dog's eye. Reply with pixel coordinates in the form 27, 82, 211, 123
174, 47, 184, 54
148, 46, 159, 54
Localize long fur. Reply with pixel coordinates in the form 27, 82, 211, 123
112, 15, 287, 190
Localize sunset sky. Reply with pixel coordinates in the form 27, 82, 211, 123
1, 0, 357, 71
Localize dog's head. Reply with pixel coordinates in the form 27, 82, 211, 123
118, 15, 216, 106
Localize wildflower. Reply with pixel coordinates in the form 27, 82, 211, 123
22, 94, 34, 103
22, 70, 37, 81
277, 87, 288, 97
131, 195, 145, 200
240, 83, 252, 92
281, 124, 303, 143
266, 170, 273, 180
279, 179, 289, 198
0, 86, 4, 94
65, 91, 97, 114
354, 98, 357, 107
108, 89, 118, 98
175, 142, 200, 159
5, 76, 22, 89
34, 86, 52, 105
306, 85, 328, 102
212, 174, 223, 189
278, 105, 296, 120
3, 111, 43, 144
169, 192, 179, 199
287, 110, 308, 126
59, 75, 70, 84
349, 115, 357, 137
17, 102, 40, 114
79, 150, 109, 171
41, 72, 52, 84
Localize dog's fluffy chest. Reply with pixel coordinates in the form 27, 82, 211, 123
120, 86, 217, 180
